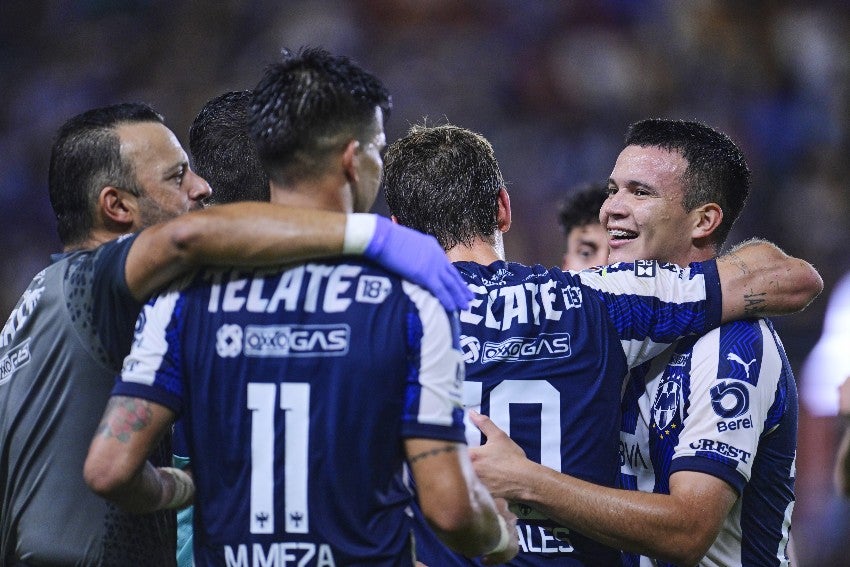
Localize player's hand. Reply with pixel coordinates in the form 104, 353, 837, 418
363, 215, 473, 311
469, 410, 528, 501
480, 497, 519, 566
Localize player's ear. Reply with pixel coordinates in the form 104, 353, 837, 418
497, 187, 511, 233
691, 202, 722, 240
342, 140, 359, 184
99, 186, 136, 228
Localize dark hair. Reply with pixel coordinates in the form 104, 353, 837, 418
48, 102, 165, 246
624, 118, 750, 247
248, 47, 392, 185
558, 182, 607, 237
189, 91, 270, 205
383, 124, 504, 250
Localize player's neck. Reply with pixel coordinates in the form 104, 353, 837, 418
671, 242, 718, 265
269, 180, 351, 213
446, 238, 504, 265
65, 227, 130, 252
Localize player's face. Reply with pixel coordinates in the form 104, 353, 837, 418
351, 107, 386, 213
117, 122, 211, 229
601, 145, 698, 266
562, 222, 609, 271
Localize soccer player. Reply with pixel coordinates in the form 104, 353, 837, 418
188, 90, 271, 206
84, 48, 518, 566
381, 123, 821, 566
0, 102, 471, 565
467, 119, 819, 566
558, 182, 609, 271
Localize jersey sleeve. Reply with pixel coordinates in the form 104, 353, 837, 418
87, 233, 146, 368
110, 288, 186, 414
578, 259, 722, 368
399, 281, 466, 443
669, 320, 786, 493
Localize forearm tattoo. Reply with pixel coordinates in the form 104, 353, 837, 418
743, 291, 767, 316
95, 396, 153, 443
408, 444, 459, 464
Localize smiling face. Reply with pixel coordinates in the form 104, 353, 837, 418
601, 144, 703, 266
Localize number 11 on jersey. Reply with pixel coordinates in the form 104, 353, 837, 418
247, 382, 310, 534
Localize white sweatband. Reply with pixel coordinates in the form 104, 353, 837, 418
485, 513, 511, 556
159, 467, 195, 510
342, 213, 377, 255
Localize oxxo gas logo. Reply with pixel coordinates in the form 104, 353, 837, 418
0, 339, 31, 385
459, 335, 481, 364
244, 324, 349, 357
480, 333, 570, 363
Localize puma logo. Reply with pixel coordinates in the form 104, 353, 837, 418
727, 353, 756, 380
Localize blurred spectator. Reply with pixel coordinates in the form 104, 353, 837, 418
802, 273, 850, 417
795, 273, 850, 565
835, 376, 850, 497
557, 181, 608, 271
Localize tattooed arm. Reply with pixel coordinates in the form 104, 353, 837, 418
405, 438, 518, 564
716, 238, 822, 322
84, 396, 185, 514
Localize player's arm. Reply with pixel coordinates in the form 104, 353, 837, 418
405, 438, 518, 565
716, 238, 822, 322
468, 412, 735, 566
125, 205, 471, 310
835, 377, 850, 496
84, 396, 191, 514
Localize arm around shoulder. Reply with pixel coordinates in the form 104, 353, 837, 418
124, 203, 349, 300
715, 238, 823, 322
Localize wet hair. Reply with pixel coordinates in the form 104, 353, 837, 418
624, 118, 750, 247
383, 124, 504, 250
48, 102, 164, 246
248, 47, 391, 185
189, 90, 270, 205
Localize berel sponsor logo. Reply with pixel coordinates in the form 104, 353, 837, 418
717, 415, 753, 432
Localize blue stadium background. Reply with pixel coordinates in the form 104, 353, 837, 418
1, 1, 847, 564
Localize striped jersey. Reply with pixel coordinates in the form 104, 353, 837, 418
619, 318, 796, 566
111, 259, 466, 567
413, 259, 723, 567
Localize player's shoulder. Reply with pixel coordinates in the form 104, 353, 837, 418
454, 259, 579, 286
697, 317, 771, 341
688, 318, 784, 371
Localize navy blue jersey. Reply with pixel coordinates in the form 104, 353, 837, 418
112, 259, 465, 566
414, 259, 722, 567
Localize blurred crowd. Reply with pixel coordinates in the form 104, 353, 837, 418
1, 0, 848, 563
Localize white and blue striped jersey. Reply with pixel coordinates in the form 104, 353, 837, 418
413, 259, 723, 567
619, 318, 796, 567
111, 259, 466, 567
